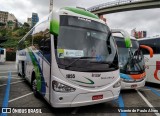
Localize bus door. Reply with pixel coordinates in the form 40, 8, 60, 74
21, 61, 25, 77
41, 36, 51, 100
0, 49, 4, 62
0, 49, 2, 61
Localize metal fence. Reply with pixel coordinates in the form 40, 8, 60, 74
87, 0, 145, 11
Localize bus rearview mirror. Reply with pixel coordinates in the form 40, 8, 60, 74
140, 45, 153, 58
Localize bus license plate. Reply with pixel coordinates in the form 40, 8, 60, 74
131, 84, 137, 88
92, 95, 103, 100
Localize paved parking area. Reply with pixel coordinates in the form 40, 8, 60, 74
0, 62, 160, 116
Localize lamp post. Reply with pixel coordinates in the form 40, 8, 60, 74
50, 0, 53, 13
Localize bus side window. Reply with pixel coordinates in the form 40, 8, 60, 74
40, 39, 45, 52
139, 39, 156, 55
155, 38, 160, 54
141, 49, 149, 55
32, 20, 48, 52
148, 39, 156, 54
0, 50, 4, 54
43, 38, 51, 63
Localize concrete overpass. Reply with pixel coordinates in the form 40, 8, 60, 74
87, 0, 160, 15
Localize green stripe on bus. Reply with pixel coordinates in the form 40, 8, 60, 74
27, 48, 41, 92
50, 19, 59, 35
125, 37, 132, 48
73, 77, 94, 85
63, 7, 99, 19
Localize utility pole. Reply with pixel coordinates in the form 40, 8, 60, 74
49, 0, 53, 13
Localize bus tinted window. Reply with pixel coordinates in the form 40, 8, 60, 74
155, 38, 160, 54
43, 38, 51, 63
115, 38, 126, 48
114, 36, 139, 49
140, 48, 150, 55
60, 15, 109, 33
33, 20, 49, 51
0, 50, 4, 54
139, 38, 159, 54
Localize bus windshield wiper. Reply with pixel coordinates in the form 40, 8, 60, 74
65, 57, 96, 69
90, 61, 118, 69
128, 49, 144, 72
90, 61, 111, 64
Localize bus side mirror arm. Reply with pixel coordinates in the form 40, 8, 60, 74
111, 29, 132, 48
140, 45, 153, 58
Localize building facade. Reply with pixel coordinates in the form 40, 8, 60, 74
7, 13, 18, 29
0, 11, 18, 29
27, 18, 32, 27
32, 13, 39, 27
0, 11, 8, 26
131, 29, 147, 39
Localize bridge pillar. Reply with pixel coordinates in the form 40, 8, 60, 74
99, 15, 107, 23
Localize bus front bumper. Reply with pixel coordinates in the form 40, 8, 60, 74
50, 84, 120, 108
51, 90, 120, 108
121, 78, 146, 90
70, 90, 119, 107
50, 75, 121, 108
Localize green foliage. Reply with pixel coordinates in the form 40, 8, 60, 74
1, 38, 19, 49
0, 29, 7, 36
23, 22, 30, 28
0, 24, 30, 49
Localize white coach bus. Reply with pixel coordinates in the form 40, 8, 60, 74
138, 37, 160, 84
0, 48, 6, 63
114, 36, 153, 89
15, 7, 131, 107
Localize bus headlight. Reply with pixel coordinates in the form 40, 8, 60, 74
113, 81, 121, 88
52, 80, 76, 92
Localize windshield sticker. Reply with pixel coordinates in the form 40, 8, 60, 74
57, 49, 64, 58
64, 49, 84, 58
57, 49, 84, 58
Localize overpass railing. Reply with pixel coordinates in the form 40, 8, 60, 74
87, 0, 145, 12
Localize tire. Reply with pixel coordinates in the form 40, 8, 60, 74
18, 73, 21, 77
31, 78, 39, 98
22, 73, 25, 78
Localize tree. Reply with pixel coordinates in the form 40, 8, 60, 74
23, 22, 30, 28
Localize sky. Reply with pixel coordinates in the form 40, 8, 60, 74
1, 0, 160, 37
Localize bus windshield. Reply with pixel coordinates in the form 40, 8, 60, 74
56, 16, 118, 72
115, 37, 145, 74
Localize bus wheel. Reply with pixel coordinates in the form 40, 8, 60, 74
18, 73, 21, 77
32, 78, 39, 98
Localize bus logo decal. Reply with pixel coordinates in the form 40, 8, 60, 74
73, 77, 94, 85
92, 74, 101, 77
154, 61, 160, 81
28, 48, 46, 96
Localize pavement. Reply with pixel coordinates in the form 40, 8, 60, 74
0, 62, 160, 116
